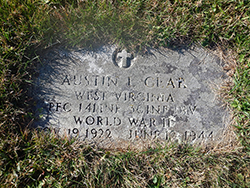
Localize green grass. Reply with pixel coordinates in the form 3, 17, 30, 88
0, 0, 250, 187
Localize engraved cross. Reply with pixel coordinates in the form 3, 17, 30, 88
117, 49, 132, 68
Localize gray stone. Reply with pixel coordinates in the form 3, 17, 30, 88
33, 45, 231, 147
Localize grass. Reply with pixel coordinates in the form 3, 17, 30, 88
0, 0, 250, 187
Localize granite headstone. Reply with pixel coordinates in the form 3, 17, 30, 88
33, 45, 231, 147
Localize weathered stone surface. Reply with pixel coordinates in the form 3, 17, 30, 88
33, 45, 231, 147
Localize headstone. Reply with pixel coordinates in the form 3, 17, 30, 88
33, 45, 231, 148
